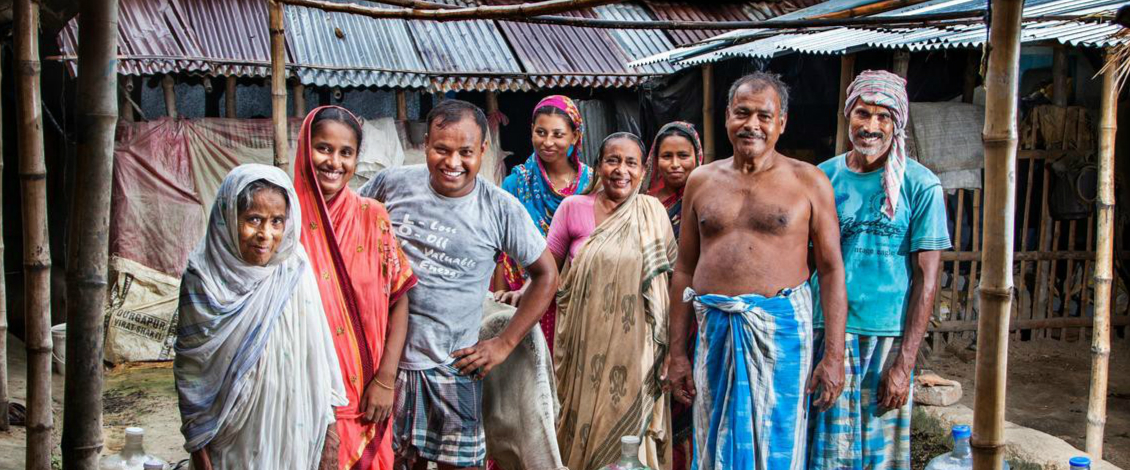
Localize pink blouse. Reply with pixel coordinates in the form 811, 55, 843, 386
546, 194, 597, 262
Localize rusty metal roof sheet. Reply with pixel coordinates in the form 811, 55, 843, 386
644, 0, 821, 46
592, 3, 681, 73
406, 0, 529, 91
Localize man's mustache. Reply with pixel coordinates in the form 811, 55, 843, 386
855, 130, 885, 140
736, 130, 767, 140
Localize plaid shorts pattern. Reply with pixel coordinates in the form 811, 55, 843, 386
393, 364, 486, 468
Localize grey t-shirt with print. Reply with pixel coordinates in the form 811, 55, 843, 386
359, 164, 546, 370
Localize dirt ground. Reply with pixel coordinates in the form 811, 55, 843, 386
929, 330, 1130, 468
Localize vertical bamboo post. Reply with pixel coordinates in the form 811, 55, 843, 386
950, 190, 966, 338
225, 76, 237, 118
270, 0, 289, 169
118, 75, 134, 122
963, 49, 980, 104
1052, 45, 1068, 107
162, 74, 177, 118
485, 90, 499, 115
0, 44, 7, 434
972, 1, 1023, 469
396, 90, 408, 121
893, 50, 910, 79
702, 64, 715, 162
293, 82, 306, 117
16, 1, 54, 468
836, 54, 856, 155
63, 0, 118, 466
1085, 50, 1116, 458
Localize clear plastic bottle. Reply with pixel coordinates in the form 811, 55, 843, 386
925, 425, 1010, 470
143, 461, 165, 470
1070, 456, 1091, 470
99, 427, 168, 470
597, 435, 653, 470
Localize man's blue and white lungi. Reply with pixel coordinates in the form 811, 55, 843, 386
686, 284, 814, 470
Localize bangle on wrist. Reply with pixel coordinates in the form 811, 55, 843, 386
373, 377, 395, 390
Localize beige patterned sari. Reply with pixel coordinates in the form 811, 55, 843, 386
554, 192, 676, 470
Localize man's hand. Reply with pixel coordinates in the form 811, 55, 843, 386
877, 359, 912, 410
452, 337, 516, 379
665, 355, 696, 405
492, 289, 522, 307
359, 378, 395, 423
807, 354, 845, 412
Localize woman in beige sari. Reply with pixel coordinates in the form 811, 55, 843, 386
547, 132, 676, 470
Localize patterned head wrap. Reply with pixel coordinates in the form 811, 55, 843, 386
533, 95, 585, 164
844, 70, 909, 219
645, 121, 704, 202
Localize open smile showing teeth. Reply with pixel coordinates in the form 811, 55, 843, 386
609, 178, 630, 188
318, 168, 344, 181
442, 170, 466, 179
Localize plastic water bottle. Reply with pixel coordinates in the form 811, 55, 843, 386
1070, 456, 1091, 470
597, 435, 653, 470
925, 425, 1011, 470
99, 427, 168, 470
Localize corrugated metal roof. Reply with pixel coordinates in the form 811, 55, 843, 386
643, 0, 820, 46
284, 2, 428, 88
641, 0, 1129, 66
406, 0, 529, 92
183, 0, 276, 77
592, 3, 680, 73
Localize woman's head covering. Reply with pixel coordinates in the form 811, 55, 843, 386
645, 121, 704, 203
532, 95, 585, 165
844, 70, 909, 219
176, 163, 307, 452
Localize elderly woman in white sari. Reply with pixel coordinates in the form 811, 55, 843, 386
174, 164, 347, 469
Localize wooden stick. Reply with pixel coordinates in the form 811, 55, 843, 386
933, 315, 1130, 332
810, 0, 933, 19
225, 76, 237, 118
162, 74, 177, 118
893, 50, 910, 79
1061, 220, 1079, 340
941, 250, 1119, 262
972, 2, 1023, 470
281, 0, 618, 20
118, 75, 134, 122
1033, 171, 1052, 331
963, 49, 980, 104
62, 0, 118, 466
16, 1, 54, 468
1046, 220, 1063, 338
1052, 45, 1068, 107
949, 190, 966, 343
0, 44, 7, 434
1085, 49, 1116, 458
968, 189, 982, 339
396, 90, 408, 121
1017, 160, 1035, 317
1082, 216, 1094, 337
293, 82, 306, 118
702, 64, 715, 162
369, 0, 455, 9
270, 0, 289, 170
836, 54, 856, 155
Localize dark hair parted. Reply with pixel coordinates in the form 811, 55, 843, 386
727, 71, 790, 116
426, 99, 490, 144
532, 105, 577, 132
599, 132, 647, 159
237, 180, 290, 215
654, 126, 698, 151
312, 107, 363, 149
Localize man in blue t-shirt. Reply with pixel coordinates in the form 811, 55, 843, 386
808, 70, 952, 470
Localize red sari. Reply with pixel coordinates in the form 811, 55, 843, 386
295, 106, 417, 470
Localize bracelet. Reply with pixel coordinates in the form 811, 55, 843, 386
373, 377, 395, 390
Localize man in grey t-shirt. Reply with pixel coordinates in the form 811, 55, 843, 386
359, 100, 557, 470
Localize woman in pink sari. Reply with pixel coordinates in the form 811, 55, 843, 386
295, 106, 417, 470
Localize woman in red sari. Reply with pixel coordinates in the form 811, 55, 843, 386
295, 106, 417, 470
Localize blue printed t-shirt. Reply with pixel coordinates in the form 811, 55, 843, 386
812, 154, 952, 336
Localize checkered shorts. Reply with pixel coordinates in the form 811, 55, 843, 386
393, 364, 486, 468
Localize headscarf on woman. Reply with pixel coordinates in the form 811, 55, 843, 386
499, 95, 594, 350
175, 164, 347, 469
644, 121, 704, 239
295, 106, 418, 470
554, 189, 677, 470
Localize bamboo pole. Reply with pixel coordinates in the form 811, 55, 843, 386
270, 0, 289, 170
16, 1, 55, 468
966, 189, 983, 339
810, 0, 932, 19
225, 76, 237, 118
162, 75, 177, 118
118, 75, 134, 122
1085, 50, 1116, 458
836, 54, 856, 155
293, 82, 306, 118
1062, 220, 1079, 340
933, 314, 1130, 333
63, 0, 118, 466
972, 1, 1023, 469
396, 90, 408, 121
0, 44, 7, 434
949, 190, 966, 343
1052, 45, 1068, 107
702, 64, 715, 162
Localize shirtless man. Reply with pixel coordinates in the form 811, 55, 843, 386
665, 71, 848, 470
